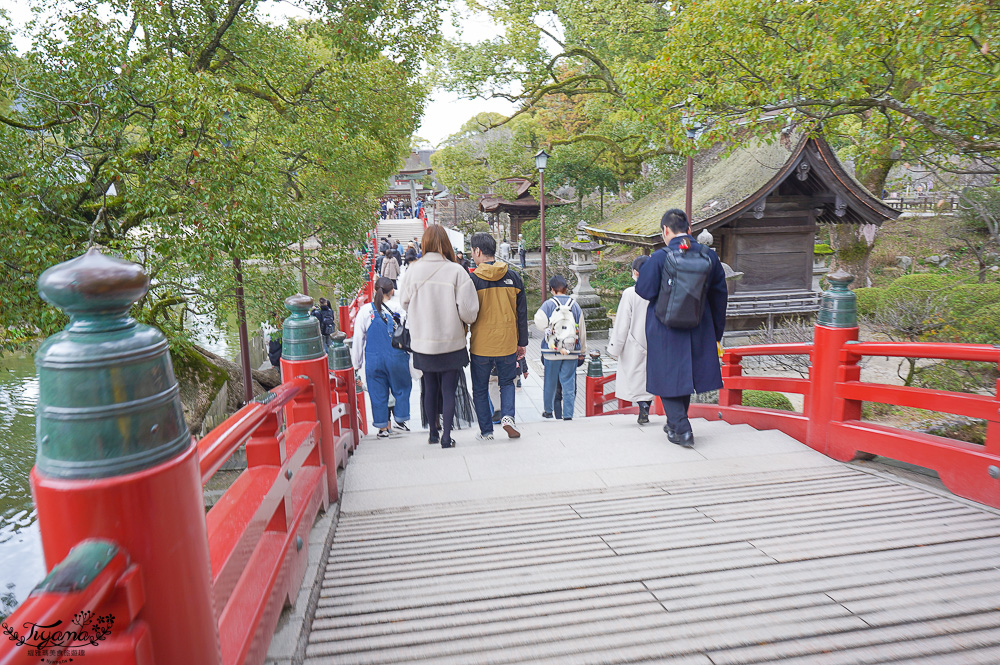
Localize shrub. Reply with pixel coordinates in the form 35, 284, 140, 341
742, 390, 795, 411
814, 243, 834, 255
949, 284, 1000, 320
854, 287, 883, 317
879, 273, 960, 302
958, 301, 1000, 344
593, 260, 637, 294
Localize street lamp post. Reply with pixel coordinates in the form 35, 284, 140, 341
535, 149, 550, 291
682, 117, 703, 223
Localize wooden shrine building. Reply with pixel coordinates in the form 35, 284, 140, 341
480, 178, 570, 241
585, 133, 899, 329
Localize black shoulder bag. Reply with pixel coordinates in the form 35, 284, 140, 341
376, 306, 411, 353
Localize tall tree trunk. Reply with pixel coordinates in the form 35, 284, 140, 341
855, 153, 895, 196
829, 224, 873, 287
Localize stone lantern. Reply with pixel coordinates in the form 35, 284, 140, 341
563, 235, 612, 338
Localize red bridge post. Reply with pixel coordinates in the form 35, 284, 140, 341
805, 270, 860, 459
280, 294, 339, 501
585, 351, 603, 417
29, 249, 220, 664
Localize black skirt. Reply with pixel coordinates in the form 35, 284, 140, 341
412, 347, 469, 372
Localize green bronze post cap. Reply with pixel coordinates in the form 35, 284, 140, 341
826, 269, 855, 289
818, 269, 858, 328
282, 293, 324, 361
38, 248, 149, 327
34, 249, 190, 479
587, 350, 604, 378
285, 293, 314, 314
331, 331, 347, 346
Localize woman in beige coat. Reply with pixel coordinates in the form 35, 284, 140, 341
399, 225, 479, 448
606, 255, 655, 424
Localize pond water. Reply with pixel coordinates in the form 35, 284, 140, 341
0, 312, 241, 616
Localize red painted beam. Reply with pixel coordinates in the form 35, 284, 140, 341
724, 343, 813, 358
198, 378, 309, 485
724, 376, 810, 395
836, 381, 1000, 422
830, 420, 1000, 509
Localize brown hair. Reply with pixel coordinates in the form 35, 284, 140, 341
420, 225, 457, 263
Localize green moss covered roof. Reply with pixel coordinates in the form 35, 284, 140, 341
598, 137, 802, 236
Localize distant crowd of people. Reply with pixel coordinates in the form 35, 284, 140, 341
348, 205, 729, 449
268, 206, 727, 449
379, 197, 427, 220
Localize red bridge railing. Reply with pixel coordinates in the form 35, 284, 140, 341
586, 319, 1000, 509
2, 251, 367, 665
338, 233, 376, 339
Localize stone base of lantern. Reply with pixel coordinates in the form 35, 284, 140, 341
569, 261, 612, 340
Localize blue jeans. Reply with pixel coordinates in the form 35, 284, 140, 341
543, 358, 577, 419
470, 353, 517, 434
366, 353, 412, 428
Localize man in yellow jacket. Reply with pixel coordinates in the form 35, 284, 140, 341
469, 232, 528, 440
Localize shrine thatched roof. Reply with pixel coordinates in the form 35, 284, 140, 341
586, 133, 898, 249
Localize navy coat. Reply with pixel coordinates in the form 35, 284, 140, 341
635, 235, 729, 398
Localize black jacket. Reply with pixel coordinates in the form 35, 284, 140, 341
312, 305, 335, 336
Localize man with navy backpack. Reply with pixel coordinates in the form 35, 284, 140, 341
636, 208, 728, 448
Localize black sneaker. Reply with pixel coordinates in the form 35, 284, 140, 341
441, 438, 456, 449
563, 417, 572, 421
637, 404, 650, 425
377, 428, 391, 439
394, 421, 410, 432
542, 411, 554, 419
428, 431, 440, 445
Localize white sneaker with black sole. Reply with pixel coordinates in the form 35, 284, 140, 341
501, 416, 520, 438
476, 432, 494, 441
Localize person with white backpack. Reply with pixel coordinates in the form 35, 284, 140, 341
533, 274, 587, 420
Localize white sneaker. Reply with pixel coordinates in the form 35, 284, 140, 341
501, 416, 520, 439
476, 432, 494, 441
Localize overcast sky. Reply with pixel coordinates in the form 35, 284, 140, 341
3, 2, 516, 146
417, 8, 517, 147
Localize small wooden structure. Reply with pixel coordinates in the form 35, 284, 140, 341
384, 151, 440, 207
480, 178, 570, 241
586, 133, 899, 329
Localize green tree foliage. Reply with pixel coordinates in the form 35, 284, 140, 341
438, 1, 676, 186
628, 0, 1000, 189
0, 0, 440, 351
443, 0, 1000, 193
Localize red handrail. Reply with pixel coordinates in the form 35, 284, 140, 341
723, 342, 813, 358
197, 377, 309, 486
0, 541, 150, 665
844, 341, 1000, 363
